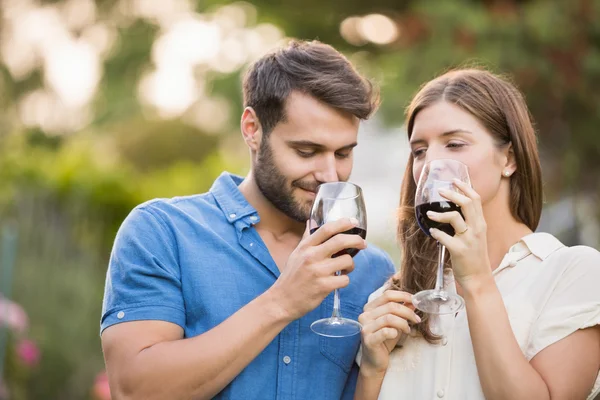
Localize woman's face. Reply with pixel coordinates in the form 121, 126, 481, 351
410, 101, 512, 207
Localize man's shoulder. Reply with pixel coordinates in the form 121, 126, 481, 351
138, 191, 215, 213
361, 243, 395, 267
115, 191, 225, 241
130, 191, 220, 223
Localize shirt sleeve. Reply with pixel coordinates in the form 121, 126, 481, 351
100, 205, 185, 334
525, 245, 600, 360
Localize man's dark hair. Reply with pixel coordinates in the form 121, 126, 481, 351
242, 39, 380, 135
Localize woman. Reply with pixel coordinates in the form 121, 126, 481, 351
355, 69, 600, 399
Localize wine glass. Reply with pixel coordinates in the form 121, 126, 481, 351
309, 182, 367, 337
412, 159, 471, 315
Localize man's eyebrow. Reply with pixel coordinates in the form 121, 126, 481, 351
286, 140, 325, 149
286, 140, 358, 151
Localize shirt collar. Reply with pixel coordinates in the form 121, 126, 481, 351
210, 172, 260, 227
520, 232, 565, 260
493, 232, 565, 275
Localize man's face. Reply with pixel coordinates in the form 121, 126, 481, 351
254, 92, 360, 222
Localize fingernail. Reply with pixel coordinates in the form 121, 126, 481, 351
415, 314, 422, 323
349, 217, 359, 226
426, 211, 434, 216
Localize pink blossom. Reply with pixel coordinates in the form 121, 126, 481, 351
0, 295, 29, 333
16, 338, 41, 367
92, 371, 111, 400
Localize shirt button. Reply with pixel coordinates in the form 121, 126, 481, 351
442, 336, 448, 346
283, 356, 291, 364
250, 216, 258, 221
229, 213, 236, 219
509, 260, 517, 267
117, 311, 125, 319
249, 243, 254, 247
437, 389, 445, 398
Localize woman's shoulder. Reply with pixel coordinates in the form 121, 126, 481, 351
551, 243, 600, 270
540, 240, 600, 295
526, 232, 600, 268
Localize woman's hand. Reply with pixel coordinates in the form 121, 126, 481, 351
426, 178, 492, 290
358, 289, 421, 375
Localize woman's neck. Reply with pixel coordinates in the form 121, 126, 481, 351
483, 200, 533, 271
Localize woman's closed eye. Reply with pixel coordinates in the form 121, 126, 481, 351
412, 141, 466, 158
447, 141, 467, 150
412, 148, 426, 158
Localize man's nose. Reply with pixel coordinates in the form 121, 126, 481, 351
314, 154, 338, 183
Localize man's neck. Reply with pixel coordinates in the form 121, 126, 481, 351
238, 172, 305, 241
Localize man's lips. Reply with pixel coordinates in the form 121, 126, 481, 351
300, 188, 316, 195
294, 183, 318, 194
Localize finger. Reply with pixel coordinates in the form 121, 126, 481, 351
426, 210, 467, 237
363, 301, 421, 325
321, 254, 355, 275
302, 220, 311, 240
321, 273, 351, 291
363, 313, 412, 336
453, 178, 484, 215
437, 188, 477, 224
363, 290, 414, 312
364, 327, 400, 348
306, 218, 359, 246
430, 227, 461, 251
317, 233, 367, 259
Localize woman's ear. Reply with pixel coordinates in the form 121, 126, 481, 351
503, 143, 517, 177
241, 107, 262, 151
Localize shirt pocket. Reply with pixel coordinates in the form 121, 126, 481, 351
319, 296, 363, 373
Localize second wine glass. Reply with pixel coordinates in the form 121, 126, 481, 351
309, 182, 367, 337
412, 159, 471, 315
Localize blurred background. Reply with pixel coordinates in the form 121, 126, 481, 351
0, 0, 598, 398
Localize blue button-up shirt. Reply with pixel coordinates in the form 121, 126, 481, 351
102, 172, 395, 399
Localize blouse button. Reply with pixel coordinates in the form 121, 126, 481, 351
437, 389, 445, 398
442, 336, 448, 346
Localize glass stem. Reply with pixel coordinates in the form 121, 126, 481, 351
331, 271, 342, 319
435, 242, 446, 291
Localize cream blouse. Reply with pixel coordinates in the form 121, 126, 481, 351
358, 233, 600, 399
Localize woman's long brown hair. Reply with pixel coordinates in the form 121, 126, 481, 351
394, 68, 543, 343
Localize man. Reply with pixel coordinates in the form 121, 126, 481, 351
101, 40, 395, 400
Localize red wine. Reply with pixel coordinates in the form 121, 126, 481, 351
415, 201, 464, 236
309, 227, 367, 258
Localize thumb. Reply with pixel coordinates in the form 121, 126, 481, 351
302, 220, 312, 240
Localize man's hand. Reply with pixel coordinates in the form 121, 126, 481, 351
268, 218, 367, 321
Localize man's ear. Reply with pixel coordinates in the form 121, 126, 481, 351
241, 107, 262, 151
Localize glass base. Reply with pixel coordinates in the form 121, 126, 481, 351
310, 317, 362, 337
412, 289, 464, 315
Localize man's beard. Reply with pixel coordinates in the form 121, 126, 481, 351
254, 140, 318, 222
